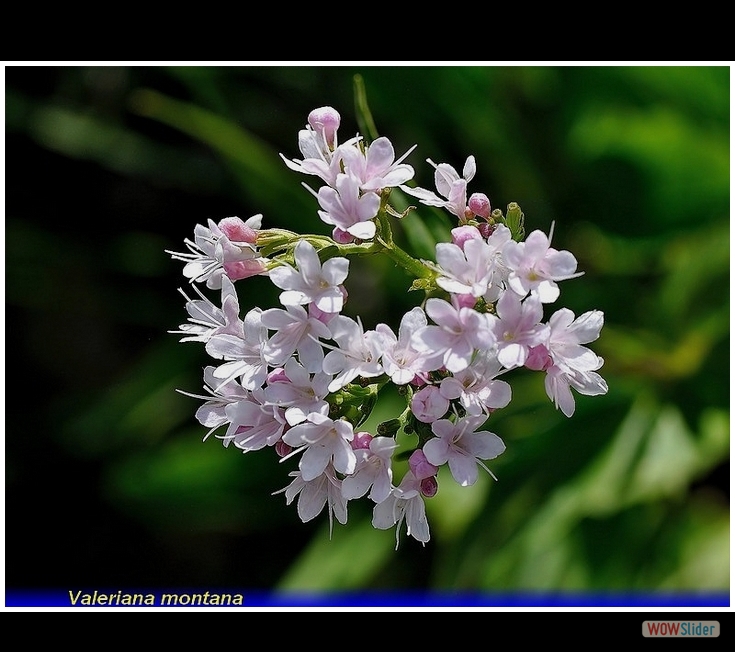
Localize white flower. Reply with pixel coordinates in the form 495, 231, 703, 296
177, 366, 251, 441
322, 315, 387, 392
169, 275, 241, 343
282, 413, 357, 481
221, 389, 287, 452
541, 308, 608, 416
167, 216, 265, 290
263, 358, 331, 426
438, 350, 512, 416
279, 106, 358, 187
544, 363, 607, 418
205, 307, 268, 391
268, 239, 349, 313
400, 156, 476, 220
410, 385, 450, 423
341, 435, 398, 504
376, 307, 441, 385
423, 415, 506, 487
260, 303, 332, 373
372, 471, 430, 548
275, 464, 348, 535
433, 237, 499, 298
547, 308, 605, 371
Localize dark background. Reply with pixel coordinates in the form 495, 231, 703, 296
4, 65, 729, 601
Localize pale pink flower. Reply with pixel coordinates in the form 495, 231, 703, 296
502, 226, 582, 303
376, 307, 442, 385
546, 308, 605, 371
541, 308, 608, 416
433, 237, 499, 298
167, 216, 266, 289
279, 106, 358, 186
338, 136, 416, 192
439, 350, 512, 416
260, 303, 332, 373
489, 291, 550, 369
372, 471, 430, 548
423, 415, 506, 487
322, 315, 387, 392
408, 449, 439, 481
177, 366, 250, 441
262, 358, 331, 426
411, 298, 495, 373
282, 413, 357, 481
450, 224, 483, 249
468, 193, 491, 219
268, 239, 349, 313
205, 307, 268, 391
170, 275, 241, 343
341, 436, 398, 504
222, 389, 287, 452
316, 173, 381, 240
275, 464, 348, 535
400, 156, 476, 220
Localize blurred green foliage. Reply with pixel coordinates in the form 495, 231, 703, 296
4, 65, 729, 600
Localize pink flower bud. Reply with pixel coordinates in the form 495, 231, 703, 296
420, 476, 439, 498
308, 285, 348, 324
478, 222, 496, 239
352, 431, 373, 450
525, 344, 553, 371
308, 106, 341, 149
332, 227, 355, 244
411, 385, 450, 423
275, 440, 293, 458
409, 449, 439, 480
266, 367, 289, 384
223, 259, 267, 281
468, 193, 491, 219
451, 225, 482, 250
451, 293, 476, 310
218, 216, 258, 244
410, 373, 428, 387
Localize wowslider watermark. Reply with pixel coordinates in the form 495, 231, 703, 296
642, 621, 719, 637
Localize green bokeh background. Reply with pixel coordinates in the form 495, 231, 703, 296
4, 64, 729, 601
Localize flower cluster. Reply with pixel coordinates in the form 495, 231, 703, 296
169, 106, 608, 547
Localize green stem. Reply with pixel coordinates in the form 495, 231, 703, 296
375, 206, 434, 280
379, 239, 434, 279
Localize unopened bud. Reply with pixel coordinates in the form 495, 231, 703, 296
224, 259, 267, 281
352, 431, 373, 450
377, 418, 402, 437
308, 106, 341, 149
420, 476, 439, 498
468, 193, 491, 219
409, 449, 439, 480
266, 367, 289, 384
275, 440, 293, 458
478, 222, 496, 239
218, 216, 258, 244
451, 225, 482, 250
332, 227, 355, 244
451, 293, 476, 310
525, 344, 553, 371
